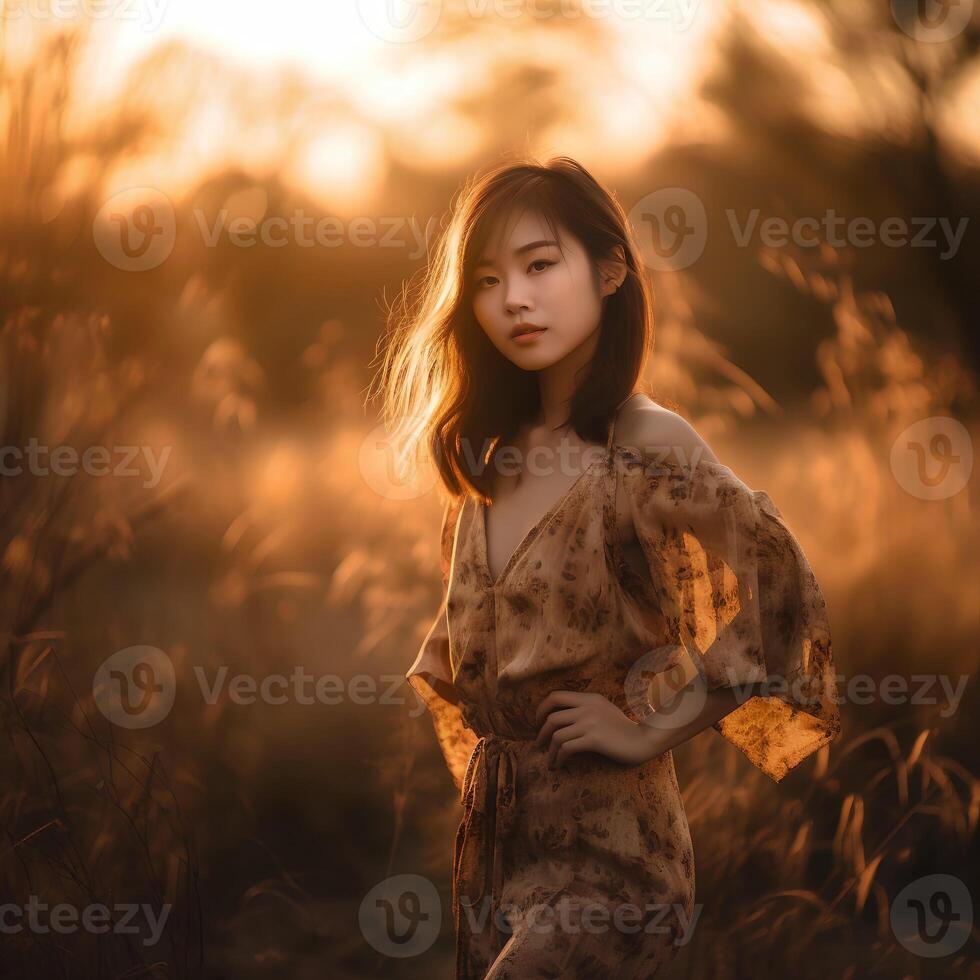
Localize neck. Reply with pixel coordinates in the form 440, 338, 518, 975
535, 325, 601, 432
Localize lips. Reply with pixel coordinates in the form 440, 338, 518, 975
510, 323, 547, 339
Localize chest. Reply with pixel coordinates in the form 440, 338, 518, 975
482, 464, 647, 584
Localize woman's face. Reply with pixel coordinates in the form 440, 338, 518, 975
470, 208, 620, 370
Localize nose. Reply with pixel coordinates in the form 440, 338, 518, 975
504, 282, 533, 317
506, 298, 531, 316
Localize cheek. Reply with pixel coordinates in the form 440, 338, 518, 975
548, 277, 602, 335
471, 293, 495, 331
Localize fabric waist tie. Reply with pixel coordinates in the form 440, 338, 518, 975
453, 732, 531, 961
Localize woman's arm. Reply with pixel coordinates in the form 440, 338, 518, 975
535, 684, 751, 769
535, 405, 739, 769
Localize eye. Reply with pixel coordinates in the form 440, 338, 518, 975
474, 259, 554, 289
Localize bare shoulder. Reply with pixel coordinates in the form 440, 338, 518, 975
612, 393, 718, 465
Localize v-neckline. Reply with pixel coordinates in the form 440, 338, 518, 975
471, 392, 638, 590
476, 452, 607, 590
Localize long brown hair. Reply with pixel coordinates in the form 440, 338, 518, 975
370, 155, 653, 503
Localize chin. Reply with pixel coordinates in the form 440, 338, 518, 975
507, 346, 564, 370
500, 332, 571, 366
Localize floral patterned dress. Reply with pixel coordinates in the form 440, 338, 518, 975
406, 399, 841, 979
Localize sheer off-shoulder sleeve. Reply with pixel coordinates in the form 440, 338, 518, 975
406, 496, 478, 793
622, 451, 841, 782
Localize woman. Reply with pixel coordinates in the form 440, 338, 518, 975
374, 156, 841, 978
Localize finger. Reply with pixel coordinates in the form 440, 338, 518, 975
534, 707, 582, 748
536, 710, 579, 751
555, 734, 593, 769
547, 723, 587, 768
534, 691, 590, 728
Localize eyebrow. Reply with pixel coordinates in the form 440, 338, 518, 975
475, 239, 559, 270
